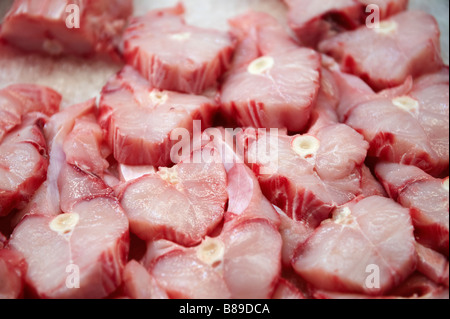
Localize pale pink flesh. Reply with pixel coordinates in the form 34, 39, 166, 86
7, 100, 130, 299
122, 260, 168, 300
99, 66, 218, 166
0, 1, 442, 298
275, 206, 314, 268
415, 243, 449, 287
293, 196, 416, 296
0, 0, 133, 57
57, 102, 112, 206
58, 163, 115, 214
343, 68, 449, 177
146, 219, 282, 299
226, 164, 280, 227
330, 68, 376, 122
45, 98, 96, 146
225, 11, 300, 65
0, 248, 27, 299
376, 162, 449, 256
221, 219, 282, 299
0, 115, 49, 217
281, 268, 313, 298
314, 274, 449, 299
346, 97, 439, 173
246, 130, 334, 226
200, 127, 250, 174
63, 115, 109, 177
320, 11, 443, 91
9, 196, 129, 299
360, 165, 387, 198
375, 162, 432, 200
315, 124, 369, 180
123, 3, 234, 94
285, 0, 362, 48
201, 128, 281, 226
285, 0, 409, 47
409, 69, 449, 176
245, 125, 368, 227
0, 84, 61, 217
389, 274, 449, 299
359, 0, 409, 19
308, 67, 340, 135
120, 147, 227, 247
0, 84, 61, 142
221, 12, 321, 132
405, 182, 449, 256
286, 0, 408, 48
147, 241, 231, 299
272, 278, 306, 299
118, 164, 156, 183
16, 100, 97, 223
142, 239, 181, 269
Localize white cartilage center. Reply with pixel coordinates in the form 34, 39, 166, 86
248, 56, 275, 75
43, 39, 64, 55
50, 213, 80, 235
158, 167, 180, 187
170, 32, 191, 41
150, 90, 168, 105
332, 207, 357, 227
374, 20, 398, 35
196, 237, 225, 268
392, 96, 419, 114
443, 177, 449, 192
292, 135, 320, 159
